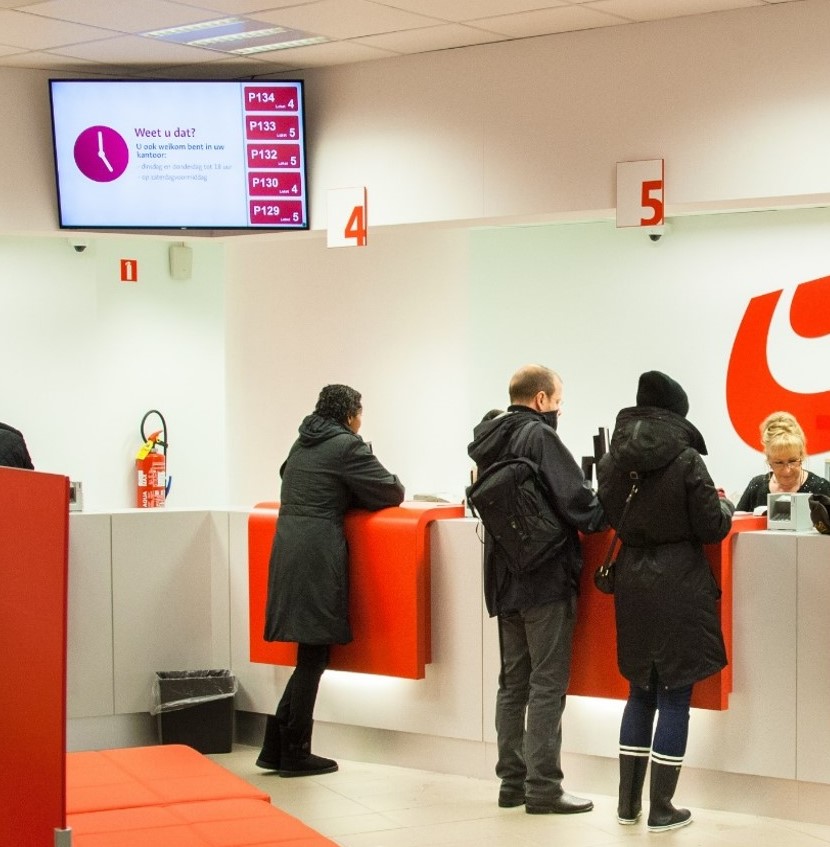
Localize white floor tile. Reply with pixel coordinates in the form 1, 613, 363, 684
209, 746, 830, 847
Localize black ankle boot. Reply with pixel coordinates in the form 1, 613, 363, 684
255, 715, 282, 770
277, 723, 338, 778
617, 754, 648, 824
647, 761, 692, 832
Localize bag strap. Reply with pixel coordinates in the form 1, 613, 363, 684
597, 472, 640, 575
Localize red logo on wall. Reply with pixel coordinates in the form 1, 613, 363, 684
727, 274, 830, 452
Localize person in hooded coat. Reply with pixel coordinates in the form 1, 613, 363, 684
257, 384, 404, 777
596, 371, 734, 833
0, 422, 33, 469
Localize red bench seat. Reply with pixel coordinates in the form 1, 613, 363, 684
66, 745, 337, 847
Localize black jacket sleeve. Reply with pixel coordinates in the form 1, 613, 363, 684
531, 424, 606, 534
343, 438, 405, 511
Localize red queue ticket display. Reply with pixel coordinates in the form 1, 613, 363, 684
248, 172, 302, 197
49, 80, 308, 230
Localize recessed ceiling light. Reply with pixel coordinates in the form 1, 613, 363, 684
232, 37, 328, 55
142, 16, 327, 55
143, 18, 242, 40
190, 28, 286, 47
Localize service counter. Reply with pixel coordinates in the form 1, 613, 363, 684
63, 507, 830, 821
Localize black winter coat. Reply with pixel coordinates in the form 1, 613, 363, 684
0, 423, 33, 469
596, 406, 734, 690
468, 406, 606, 616
264, 414, 404, 645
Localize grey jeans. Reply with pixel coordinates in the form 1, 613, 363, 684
495, 598, 576, 804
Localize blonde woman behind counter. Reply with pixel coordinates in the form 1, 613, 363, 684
735, 411, 830, 511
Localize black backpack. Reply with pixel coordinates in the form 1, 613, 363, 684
466, 456, 567, 574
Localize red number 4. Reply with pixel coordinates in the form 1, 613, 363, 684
345, 204, 367, 246
641, 179, 664, 226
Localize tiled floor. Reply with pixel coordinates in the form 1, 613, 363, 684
211, 746, 830, 847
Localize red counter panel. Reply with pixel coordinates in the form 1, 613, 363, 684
248, 502, 464, 680
570, 514, 766, 710
0, 467, 69, 846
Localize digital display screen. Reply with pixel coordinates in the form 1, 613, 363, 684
48, 79, 309, 231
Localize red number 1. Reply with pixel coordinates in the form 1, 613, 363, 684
641, 179, 664, 226
344, 204, 367, 246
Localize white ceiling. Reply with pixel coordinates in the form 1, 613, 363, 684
0, 0, 803, 79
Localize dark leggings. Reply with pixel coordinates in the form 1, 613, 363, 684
275, 643, 330, 746
620, 671, 693, 762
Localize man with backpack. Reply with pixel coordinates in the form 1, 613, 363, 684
467, 364, 605, 814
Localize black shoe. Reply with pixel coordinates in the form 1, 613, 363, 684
498, 791, 525, 808
278, 752, 339, 778
647, 807, 692, 832
647, 761, 692, 832
526, 792, 594, 814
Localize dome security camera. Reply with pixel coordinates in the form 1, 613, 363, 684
646, 222, 670, 242
69, 239, 88, 253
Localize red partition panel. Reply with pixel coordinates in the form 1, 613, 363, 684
570, 514, 766, 710
0, 467, 69, 845
248, 502, 464, 679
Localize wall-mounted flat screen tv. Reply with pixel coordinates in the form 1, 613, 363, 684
49, 79, 308, 231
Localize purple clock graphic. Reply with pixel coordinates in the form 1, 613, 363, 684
73, 125, 129, 182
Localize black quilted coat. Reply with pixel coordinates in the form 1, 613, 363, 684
596, 406, 734, 690
264, 414, 404, 646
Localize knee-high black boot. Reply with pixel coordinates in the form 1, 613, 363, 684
255, 715, 283, 770
278, 720, 338, 778
647, 761, 692, 832
617, 754, 648, 824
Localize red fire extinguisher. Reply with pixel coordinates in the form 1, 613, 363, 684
136, 410, 170, 508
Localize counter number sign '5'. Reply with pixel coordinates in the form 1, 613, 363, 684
327, 186, 367, 248
616, 159, 664, 228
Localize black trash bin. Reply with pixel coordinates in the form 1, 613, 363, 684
152, 670, 236, 754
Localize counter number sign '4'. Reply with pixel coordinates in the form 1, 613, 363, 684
615, 159, 664, 228
327, 187, 367, 247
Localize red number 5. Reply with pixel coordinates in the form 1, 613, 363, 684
641, 179, 664, 226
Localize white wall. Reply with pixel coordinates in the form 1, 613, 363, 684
226, 207, 830, 506
0, 235, 227, 510
224, 225, 471, 506
298, 0, 830, 229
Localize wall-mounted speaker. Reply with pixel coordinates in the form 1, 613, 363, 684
169, 243, 193, 280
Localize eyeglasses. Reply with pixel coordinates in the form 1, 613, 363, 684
768, 459, 803, 470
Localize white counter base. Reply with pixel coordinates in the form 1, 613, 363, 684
66, 512, 830, 824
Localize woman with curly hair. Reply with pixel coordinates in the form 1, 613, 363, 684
736, 411, 830, 511
257, 384, 404, 777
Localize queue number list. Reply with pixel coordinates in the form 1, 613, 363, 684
243, 84, 306, 227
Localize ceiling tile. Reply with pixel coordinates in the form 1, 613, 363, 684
129, 55, 296, 78
251, 0, 444, 40
365, 0, 569, 22
51, 33, 228, 64
19, 0, 231, 33
0, 48, 123, 71
167, 0, 320, 12
355, 23, 506, 54
586, 0, 762, 22
248, 37, 398, 68
0, 9, 112, 48
473, 4, 632, 37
